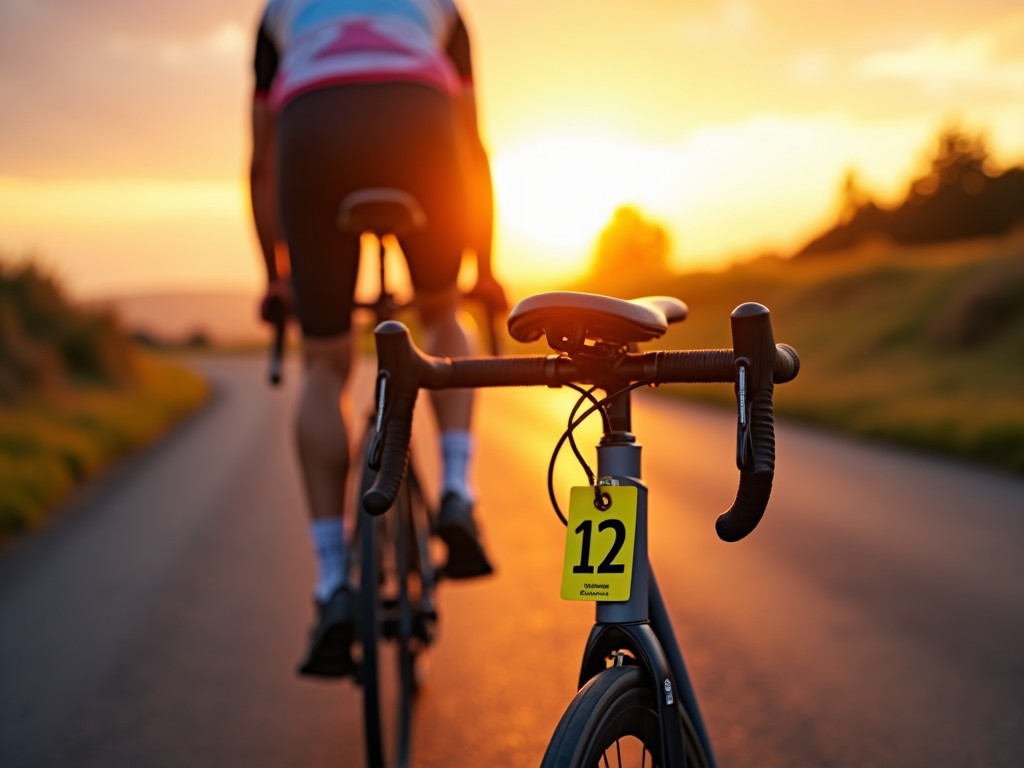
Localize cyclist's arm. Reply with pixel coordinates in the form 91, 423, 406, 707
250, 100, 280, 281
250, 22, 283, 286
447, 16, 506, 311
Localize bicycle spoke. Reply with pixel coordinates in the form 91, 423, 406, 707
599, 736, 654, 768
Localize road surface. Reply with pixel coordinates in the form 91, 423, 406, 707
1, 355, 1022, 767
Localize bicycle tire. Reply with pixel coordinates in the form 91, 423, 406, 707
349, 429, 383, 767
541, 665, 705, 768
354, 441, 419, 768
391, 480, 417, 768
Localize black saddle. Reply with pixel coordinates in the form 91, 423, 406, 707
336, 188, 427, 238
507, 291, 687, 353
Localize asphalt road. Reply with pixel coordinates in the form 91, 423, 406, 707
1, 355, 1022, 767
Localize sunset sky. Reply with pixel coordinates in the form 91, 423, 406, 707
1, 0, 1023, 298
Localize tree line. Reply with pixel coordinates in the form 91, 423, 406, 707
799, 126, 1024, 256
586, 125, 1024, 274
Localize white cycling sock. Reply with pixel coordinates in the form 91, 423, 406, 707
440, 429, 474, 501
310, 517, 346, 603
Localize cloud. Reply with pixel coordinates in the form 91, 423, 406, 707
0, 4, 253, 179
855, 14, 1024, 96
105, 22, 248, 68
680, 1, 757, 45
788, 51, 834, 85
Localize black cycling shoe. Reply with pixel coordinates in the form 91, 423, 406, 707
436, 492, 494, 580
298, 585, 356, 678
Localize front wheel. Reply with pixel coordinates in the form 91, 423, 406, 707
542, 665, 709, 768
354, 465, 420, 768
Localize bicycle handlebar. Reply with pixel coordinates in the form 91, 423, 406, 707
716, 304, 799, 542
363, 302, 800, 542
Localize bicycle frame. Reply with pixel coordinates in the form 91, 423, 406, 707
360, 293, 800, 767
574, 390, 717, 768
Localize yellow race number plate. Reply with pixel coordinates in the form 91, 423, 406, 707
560, 486, 637, 601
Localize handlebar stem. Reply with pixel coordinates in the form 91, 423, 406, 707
595, 439, 649, 626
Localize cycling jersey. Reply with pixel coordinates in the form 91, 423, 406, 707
255, 0, 473, 111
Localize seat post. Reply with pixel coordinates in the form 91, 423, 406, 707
377, 237, 387, 300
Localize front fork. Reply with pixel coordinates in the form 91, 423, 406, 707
576, 433, 716, 767
579, 620, 690, 766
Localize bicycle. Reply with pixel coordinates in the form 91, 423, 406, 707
360, 290, 800, 767
268, 186, 478, 768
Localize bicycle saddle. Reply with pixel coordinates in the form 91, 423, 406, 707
507, 291, 687, 352
336, 188, 427, 238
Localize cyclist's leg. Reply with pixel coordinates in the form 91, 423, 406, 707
416, 291, 493, 570
414, 285, 472, 437
292, 335, 359, 676
390, 86, 493, 578
277, 89, 364, 675
296, 334, 353, 593
413, 286, 495, 576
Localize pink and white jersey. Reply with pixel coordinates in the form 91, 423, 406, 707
256, 0, 469, 111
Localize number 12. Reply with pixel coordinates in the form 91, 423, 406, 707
572, 519, 627, 574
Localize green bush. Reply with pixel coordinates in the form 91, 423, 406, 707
0, 257, 136, 402
0, 255, 210, 542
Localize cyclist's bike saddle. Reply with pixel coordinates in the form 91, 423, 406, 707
507, 291, 688, 353
336, 187, 427, 237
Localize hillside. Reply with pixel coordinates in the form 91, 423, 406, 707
574, 229, 1024, 473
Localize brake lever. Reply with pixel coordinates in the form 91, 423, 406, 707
368, 370, 390, 471
735, 357, 754, 471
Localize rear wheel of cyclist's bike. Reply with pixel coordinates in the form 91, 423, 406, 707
540, 665, 664, 767
354, 451, 418, 768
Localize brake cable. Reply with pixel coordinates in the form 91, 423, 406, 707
566, 384, 606, 487
546, 376, 657, 525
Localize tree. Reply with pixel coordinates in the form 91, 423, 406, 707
838, 168, 871, 224
908, 126, 992, 201
590, 206, 671, 277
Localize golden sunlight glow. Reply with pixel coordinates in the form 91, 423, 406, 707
0, 176, 256, 296
491, 133, 683, 278
0, 177, 241, 225
3, 2, 1024, 299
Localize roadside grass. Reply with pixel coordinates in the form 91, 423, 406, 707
0, 353, 209, 542
576, 230, 1024, 474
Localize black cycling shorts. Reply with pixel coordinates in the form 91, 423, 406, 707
276, 82, 467, 337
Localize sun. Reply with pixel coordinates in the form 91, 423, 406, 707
490, 133, 668, 280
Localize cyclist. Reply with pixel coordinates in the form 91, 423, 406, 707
249, 0, 508, 678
